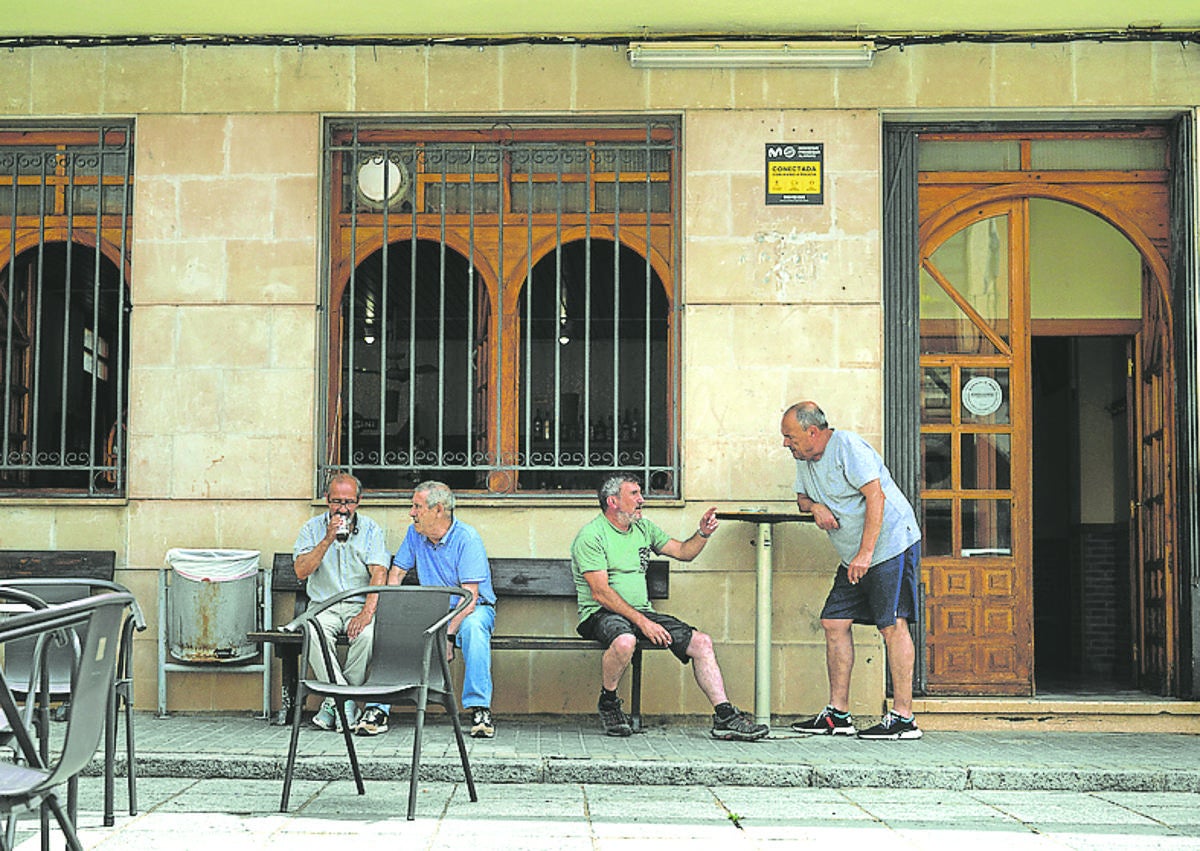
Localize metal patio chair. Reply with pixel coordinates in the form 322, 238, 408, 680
0, 579, 146, 829
0, 591, 134, 851
279, 585, 479, 820
0, 583, 68, 849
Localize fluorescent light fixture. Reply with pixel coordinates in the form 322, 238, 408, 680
627, 40, 876, 69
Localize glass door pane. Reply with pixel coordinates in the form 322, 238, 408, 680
920, 214, 1010, 355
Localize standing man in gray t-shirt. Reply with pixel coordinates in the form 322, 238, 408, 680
782, 401, 924, 740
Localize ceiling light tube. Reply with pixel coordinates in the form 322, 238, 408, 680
627, 40, 876, 69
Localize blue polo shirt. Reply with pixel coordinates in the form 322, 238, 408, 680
392, 517, 496, 605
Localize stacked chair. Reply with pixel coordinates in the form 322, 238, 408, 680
0, 590, 136, 851
0, 579, 145, 831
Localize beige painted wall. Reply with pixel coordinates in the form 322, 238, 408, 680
1030, 199, 1142, 320
1, 40, 1197, 717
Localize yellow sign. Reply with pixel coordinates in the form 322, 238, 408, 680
765, 143, 824, 205
767, 161, 821, 195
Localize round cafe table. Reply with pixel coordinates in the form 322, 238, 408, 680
715, 510, 814, 726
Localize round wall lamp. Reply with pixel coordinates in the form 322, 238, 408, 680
356, 153, 410, 209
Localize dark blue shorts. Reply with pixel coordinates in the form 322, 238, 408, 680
820, 541, 921, 629
577, 609, 695, 664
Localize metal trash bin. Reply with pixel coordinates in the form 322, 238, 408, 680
164, 548, 260, 663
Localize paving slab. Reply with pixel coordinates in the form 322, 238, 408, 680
97, 713, 1200, 791
16, 778, 1200, 851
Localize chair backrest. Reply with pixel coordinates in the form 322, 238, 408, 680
0, 592, 132, 799
0, 578, 145, 696
0, 586, 55, 734
0, 582, 93, 696
363, 587, 467, 692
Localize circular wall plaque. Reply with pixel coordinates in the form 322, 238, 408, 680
962, 376, 1003, 417
356, 155, 409, 208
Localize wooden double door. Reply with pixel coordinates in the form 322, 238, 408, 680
916, 134, 1177, 695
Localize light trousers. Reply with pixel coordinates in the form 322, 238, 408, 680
306, 600, 375, 686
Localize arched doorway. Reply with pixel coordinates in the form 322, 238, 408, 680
915, 130, 1176, 696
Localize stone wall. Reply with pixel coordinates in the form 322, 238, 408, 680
2, 40, 1197, 715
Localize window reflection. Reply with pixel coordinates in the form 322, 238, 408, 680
919, 214, 1009, 355
961, 499, 1012, 556
960, 433, 1011, 490
922, 434, 952, 490
922, 499, 953, 557
921, 367, 952, 424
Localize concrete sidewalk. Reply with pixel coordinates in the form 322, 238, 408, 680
27, 777, 1200, 851
106, 712, 1200, 792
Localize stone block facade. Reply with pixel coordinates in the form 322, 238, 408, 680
1, 40, 1196, 716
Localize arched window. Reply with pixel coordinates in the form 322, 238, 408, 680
518, 239, 672, 492
0, 125, 133, 496
323, 119, 679, 497
338, 239, 489, 493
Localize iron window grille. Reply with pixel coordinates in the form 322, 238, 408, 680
0, 124, 133, 497
321, 119, 681, 498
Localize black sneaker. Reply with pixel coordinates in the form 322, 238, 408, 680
791, 706, 856, 736
710, 706, 769, 741
354, 705, 389, 736
598, 698, 632, 737
469, 707, 495, 739
857, 711, 922, 740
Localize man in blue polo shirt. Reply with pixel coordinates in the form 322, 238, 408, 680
354, 480, 497, 739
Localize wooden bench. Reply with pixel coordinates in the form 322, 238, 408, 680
0, 550, 116, 582
251, 553, 670, 730
490, 557, 670, 732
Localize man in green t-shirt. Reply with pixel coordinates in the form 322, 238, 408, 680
570, 474, 768, 742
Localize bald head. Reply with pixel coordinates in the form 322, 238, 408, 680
783, 401, 828, 430
781, 401, 833, 461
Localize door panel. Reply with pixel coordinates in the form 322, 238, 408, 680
914, 129, 1176, 697
1136, 262, 1176, 694
919, 204, 1032, 694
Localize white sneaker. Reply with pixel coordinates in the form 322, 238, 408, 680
312, 697, 338, 731
312, 698, 360, 731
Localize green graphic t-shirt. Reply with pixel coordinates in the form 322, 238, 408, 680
570, 513, 670, 624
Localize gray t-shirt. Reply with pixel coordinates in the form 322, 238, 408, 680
293, 512, 391, 604
792, 429, 920, 567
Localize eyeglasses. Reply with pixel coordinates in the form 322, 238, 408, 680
328, 498, 359, 507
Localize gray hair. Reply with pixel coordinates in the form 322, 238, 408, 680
597, 473, 640, 511
415, 480, 455, 512
325, 472, 362, 500
786, 401, 829, 430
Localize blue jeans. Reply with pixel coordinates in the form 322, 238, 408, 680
368, 603, 495, 714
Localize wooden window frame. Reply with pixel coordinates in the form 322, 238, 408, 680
321, 119, 681, 498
